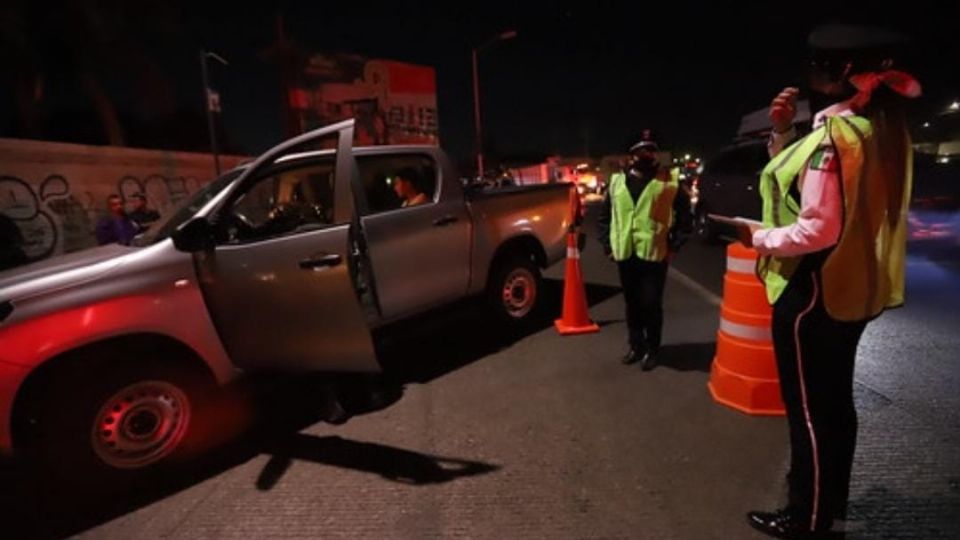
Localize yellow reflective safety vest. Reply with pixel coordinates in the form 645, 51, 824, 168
757, 115, 910, 321
609, 168, 680, 262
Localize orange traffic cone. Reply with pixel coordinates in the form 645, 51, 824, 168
707, 243, 785, 416
555, 188, 599, 336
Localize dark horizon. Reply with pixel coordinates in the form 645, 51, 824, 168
2, 1, 958, 167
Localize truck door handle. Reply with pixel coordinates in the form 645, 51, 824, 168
433, 215, 458, 227
299, 253, 342, 270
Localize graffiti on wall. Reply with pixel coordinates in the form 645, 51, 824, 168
117, 174, 201, 211
0, 173, 204, 262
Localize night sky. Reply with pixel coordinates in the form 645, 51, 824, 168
2, 0, 959, 168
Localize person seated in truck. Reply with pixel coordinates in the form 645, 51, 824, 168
393, 167, 430, 207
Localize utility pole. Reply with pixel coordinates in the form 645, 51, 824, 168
200, 50, 228, 176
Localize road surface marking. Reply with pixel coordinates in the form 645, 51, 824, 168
668, 267, 722, 307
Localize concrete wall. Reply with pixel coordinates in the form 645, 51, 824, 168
0, 139, 248, 262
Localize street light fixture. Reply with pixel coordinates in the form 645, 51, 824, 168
200, 50, 229, 176
472, 30, 518, 180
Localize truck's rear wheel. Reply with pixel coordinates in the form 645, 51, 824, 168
487, 254, 542, 327
20, 356, 213, 491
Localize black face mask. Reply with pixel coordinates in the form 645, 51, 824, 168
807, 85, 859, 118
807, 90, 835, 118
630, 155, 659, 177
805, 55, 859, 115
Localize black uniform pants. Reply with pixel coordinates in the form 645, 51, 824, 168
616, 256, 668, 353
772, 265, 867, 530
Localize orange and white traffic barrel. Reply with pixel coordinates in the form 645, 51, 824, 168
707, 243, 785, 416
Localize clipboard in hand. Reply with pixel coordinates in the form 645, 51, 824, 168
706, 214, 763, 228
706, 214, 763, 246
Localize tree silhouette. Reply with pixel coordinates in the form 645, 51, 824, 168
0, 0, 184, 146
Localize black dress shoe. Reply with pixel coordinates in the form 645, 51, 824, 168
747, 509, 830, 539
621, 349, 639, 365
640, 350, 658, 371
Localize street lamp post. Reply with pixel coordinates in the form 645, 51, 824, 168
472, 30, 517, 180
200, 50, 229, 176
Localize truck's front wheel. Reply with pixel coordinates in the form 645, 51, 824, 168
487, 254, 542, 328
20, 356, 214, 492
89, 378, 193, 470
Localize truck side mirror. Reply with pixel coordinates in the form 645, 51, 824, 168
172, 217, 216, 252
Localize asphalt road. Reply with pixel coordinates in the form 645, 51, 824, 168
2, 202, 958, 539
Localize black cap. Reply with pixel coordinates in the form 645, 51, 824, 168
629, 128, 659, 153
807, 23, 910, 74
808, 23, 907, 52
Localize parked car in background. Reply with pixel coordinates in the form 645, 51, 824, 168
696, 136, 960, 258
573, 163, 604, 203
693, 139, 769, 242
909, 153, 960, 257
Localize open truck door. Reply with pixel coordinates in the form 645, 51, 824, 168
187, 120, 379, 373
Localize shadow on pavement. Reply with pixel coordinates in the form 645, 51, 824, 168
0, 380, 496, 539
256, 434, 500, 490
0, 277, 618, 539
657, 342, 716, 373
377, 278, 621, 385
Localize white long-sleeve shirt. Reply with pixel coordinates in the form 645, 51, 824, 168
751, 102, 851, 257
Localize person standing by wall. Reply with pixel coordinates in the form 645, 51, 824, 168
95, 194, 139, 246
127, 192, 161, 231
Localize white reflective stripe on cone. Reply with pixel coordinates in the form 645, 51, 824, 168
719, 317, 772, 342
567, 248, 580, 259
726, 256, 756, 275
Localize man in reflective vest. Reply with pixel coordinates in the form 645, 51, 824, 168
738, 23, 919, 539
597, 132, 692, 370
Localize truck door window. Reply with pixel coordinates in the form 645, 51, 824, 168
356, 155, 438, 215
223, 160, 337, 243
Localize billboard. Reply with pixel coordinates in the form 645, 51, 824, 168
288, 53, 439, 146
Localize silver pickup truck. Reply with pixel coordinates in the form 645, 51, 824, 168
0, 120, 571, 481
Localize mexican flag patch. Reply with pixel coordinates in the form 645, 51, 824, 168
810, 147, 838, 172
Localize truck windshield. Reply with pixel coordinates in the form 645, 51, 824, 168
136, 169, 243, 246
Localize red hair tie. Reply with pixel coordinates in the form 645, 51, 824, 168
849, 70, 922, 108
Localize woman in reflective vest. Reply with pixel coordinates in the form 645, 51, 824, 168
739, 24, 921, 539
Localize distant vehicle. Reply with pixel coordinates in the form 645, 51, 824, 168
573, 163, 604, 203
693, 139, 769, 242
0, 119, 572, 484
696, 137, 960, 254
908, 154, 960, 256
675, 158, 702, 208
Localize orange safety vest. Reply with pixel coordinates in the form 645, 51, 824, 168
757, 115, 911, 321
